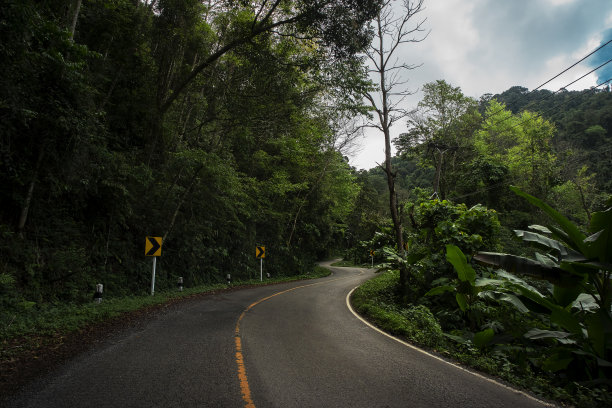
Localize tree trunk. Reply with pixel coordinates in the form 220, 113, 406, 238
163, 164, 203, 242
286, 158, 331, 248
18, 150, 44, 238
433, 148, 445, 199
69, 0, 82, 41
383, 127, 404, 252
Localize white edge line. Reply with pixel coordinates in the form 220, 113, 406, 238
345, 286, 557, 408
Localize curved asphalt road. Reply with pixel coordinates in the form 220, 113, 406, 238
5, 262, 555, 408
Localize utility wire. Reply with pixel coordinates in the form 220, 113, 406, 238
561, 58, 612, 90
485, 61, 612, 130
531, 39, 612, 91
448, 79, 612, 203
491, 77, 612, 136
483, 39, 612, 122
413, 44, 612, 203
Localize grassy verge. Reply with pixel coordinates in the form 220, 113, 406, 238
330, 259, 370, 267
350, 270, 609, 408
1, 266, 331, 357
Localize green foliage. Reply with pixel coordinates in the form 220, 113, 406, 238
0, 265, 330, 343
396, 80, 481, 198
0, 0, 377, 308
474, 187, 612, 382
348, 82, 612, 407
400, 197, 500, 300
493, 86, 612, 192
351, 270, 445, 349
409, 198, 500, 254
426, 245, 506, 334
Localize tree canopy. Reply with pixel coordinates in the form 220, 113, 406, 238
0, 0, 382, 302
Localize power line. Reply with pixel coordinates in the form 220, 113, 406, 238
485, 61, 612, 131
561, 58, 612, 90
483, 39, 612, 122
531, 39, 612, 91
492, 77, 612, 136
448, 79, 612, 203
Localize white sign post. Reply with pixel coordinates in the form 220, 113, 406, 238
151, 257, 156, 296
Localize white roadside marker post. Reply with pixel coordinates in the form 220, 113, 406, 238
94, 283, 103, 303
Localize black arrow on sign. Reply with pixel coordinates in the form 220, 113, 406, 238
146, 237, 161, 256
256, 246, 265, 259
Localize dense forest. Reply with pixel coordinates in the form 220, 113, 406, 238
1, 1, 611, 404
0, 0, 381, 303
357, 83, 612, 235
348, 80, 611, 406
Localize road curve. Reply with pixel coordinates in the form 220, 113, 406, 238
4, 262, 555, 408
239, 261, 553, 408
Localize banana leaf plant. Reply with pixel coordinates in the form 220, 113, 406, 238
473, 187, 612, 375
426, 244, 502, 346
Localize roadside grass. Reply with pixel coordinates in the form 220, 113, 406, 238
350, 270, 608, 408
1, 266, 331, 356
330, 259, 372, 268
330, 259, 356, 267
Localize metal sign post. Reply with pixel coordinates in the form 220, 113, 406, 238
151, 257, 156, 295
260, 258, 263, 281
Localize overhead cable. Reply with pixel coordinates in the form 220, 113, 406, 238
484, 39, 612, 121
486, 61, 612, 131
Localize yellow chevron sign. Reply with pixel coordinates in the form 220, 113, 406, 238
145, 236, 162, 256
256, 246, 265, 259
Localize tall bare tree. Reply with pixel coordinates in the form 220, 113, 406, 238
362, 0, 427, 288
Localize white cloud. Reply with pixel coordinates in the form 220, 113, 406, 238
544, 0, 576, 5
348, 0, 612, 170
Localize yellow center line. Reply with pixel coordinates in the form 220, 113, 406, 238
233, 268, 365, 407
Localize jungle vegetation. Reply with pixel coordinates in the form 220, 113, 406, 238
1, 1, 611, 406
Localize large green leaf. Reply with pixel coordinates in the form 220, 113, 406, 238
474, 277, 503, 288
571, 293, 600, 312
514, 230, 586, 262
446, 244, 475, 283
509, 282, 583, 335
473, 328, 495, 349
524, 328, 575, 344
534, 252, 558, 267
456, 293, 468, 312
588, 207, 612, 263
542, 352, 574, 372
528, 225, 552, 234
474, 252, 582, 288
510, 186, 588, 255
585, 310, 607, 358
551, 308, 583, 335
495, 270, 542, 294
425, 285, 454, 296
479, 290, 529, 313
553, 285, 582, 308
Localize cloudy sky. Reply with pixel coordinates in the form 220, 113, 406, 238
348, 0, 612, 170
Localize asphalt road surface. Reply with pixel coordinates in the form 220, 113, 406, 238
5, 262, 555, 408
